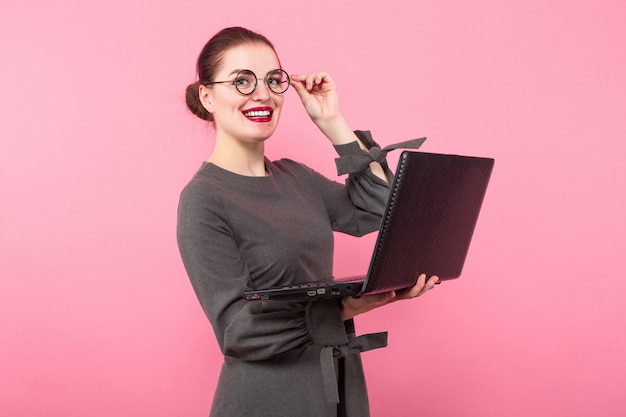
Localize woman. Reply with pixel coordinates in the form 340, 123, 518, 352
177, 27, 439, 417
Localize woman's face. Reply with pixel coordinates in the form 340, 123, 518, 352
200, 43, 285, 145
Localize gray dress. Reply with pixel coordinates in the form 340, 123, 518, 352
177, 132, 395, 416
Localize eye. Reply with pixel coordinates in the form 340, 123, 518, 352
234, 77, 251, 86
267, 70, 287, 86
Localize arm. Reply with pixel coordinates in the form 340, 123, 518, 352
290, 72, 438, 320
290, 72, 388, 182
177, 183, 350, 361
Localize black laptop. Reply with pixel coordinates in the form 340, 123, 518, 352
243, 150, 494, 301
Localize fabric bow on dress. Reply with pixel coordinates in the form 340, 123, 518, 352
334, 131, 427, 176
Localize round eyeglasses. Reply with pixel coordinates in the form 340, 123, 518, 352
205, 69, 290, 95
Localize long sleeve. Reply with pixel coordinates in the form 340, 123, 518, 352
177, 182, 349, 361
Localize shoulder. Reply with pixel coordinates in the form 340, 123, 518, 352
178, 163, 229, 211
271, 157, 309, 171
269, 158, 322, 181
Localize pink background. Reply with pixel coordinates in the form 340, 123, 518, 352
2, 1, 625, 416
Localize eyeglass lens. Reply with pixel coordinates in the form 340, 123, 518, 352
234, 70, 290, 95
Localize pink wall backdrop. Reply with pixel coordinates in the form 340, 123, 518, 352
2, 0, 625, 416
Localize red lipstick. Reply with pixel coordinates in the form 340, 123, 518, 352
242, 106, 273, 122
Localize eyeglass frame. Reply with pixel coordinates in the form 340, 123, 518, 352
204, 69, 290, 96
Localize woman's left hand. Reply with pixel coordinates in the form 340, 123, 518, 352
390, 273, 440, 302
339, 273, 439, 321
290, 72, 341, 126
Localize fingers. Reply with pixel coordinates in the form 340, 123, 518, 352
340, 274, 438, 320
398, 273, 425, 299
419, 274, 439, 295
396, 274, 440, 300
289, 71, 341, 125
290, 72, 333, 92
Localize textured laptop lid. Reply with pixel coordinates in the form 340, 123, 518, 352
362, 151, 494, 294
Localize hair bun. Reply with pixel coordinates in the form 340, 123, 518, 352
185, 82, 212, 121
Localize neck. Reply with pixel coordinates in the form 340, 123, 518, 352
209, 136, 267, 177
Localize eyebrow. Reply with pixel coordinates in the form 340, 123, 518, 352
225, 68, 283, 78
227, 69, 244, 77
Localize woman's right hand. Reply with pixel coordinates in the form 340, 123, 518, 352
289, 71, 341, 126
339, 273, 439, 321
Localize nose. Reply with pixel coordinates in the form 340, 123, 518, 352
251, 80, 271, 101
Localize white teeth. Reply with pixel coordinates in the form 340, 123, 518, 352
244, 110, 271, 117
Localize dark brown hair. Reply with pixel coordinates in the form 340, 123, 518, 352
185, 27, 277, 121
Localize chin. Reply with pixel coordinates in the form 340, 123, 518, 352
249, 125, 278, 141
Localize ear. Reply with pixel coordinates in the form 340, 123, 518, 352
199, 84, 214, 113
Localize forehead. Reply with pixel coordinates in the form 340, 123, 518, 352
217, 43, 280, 76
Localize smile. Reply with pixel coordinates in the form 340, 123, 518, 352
243, 107, 273, 121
